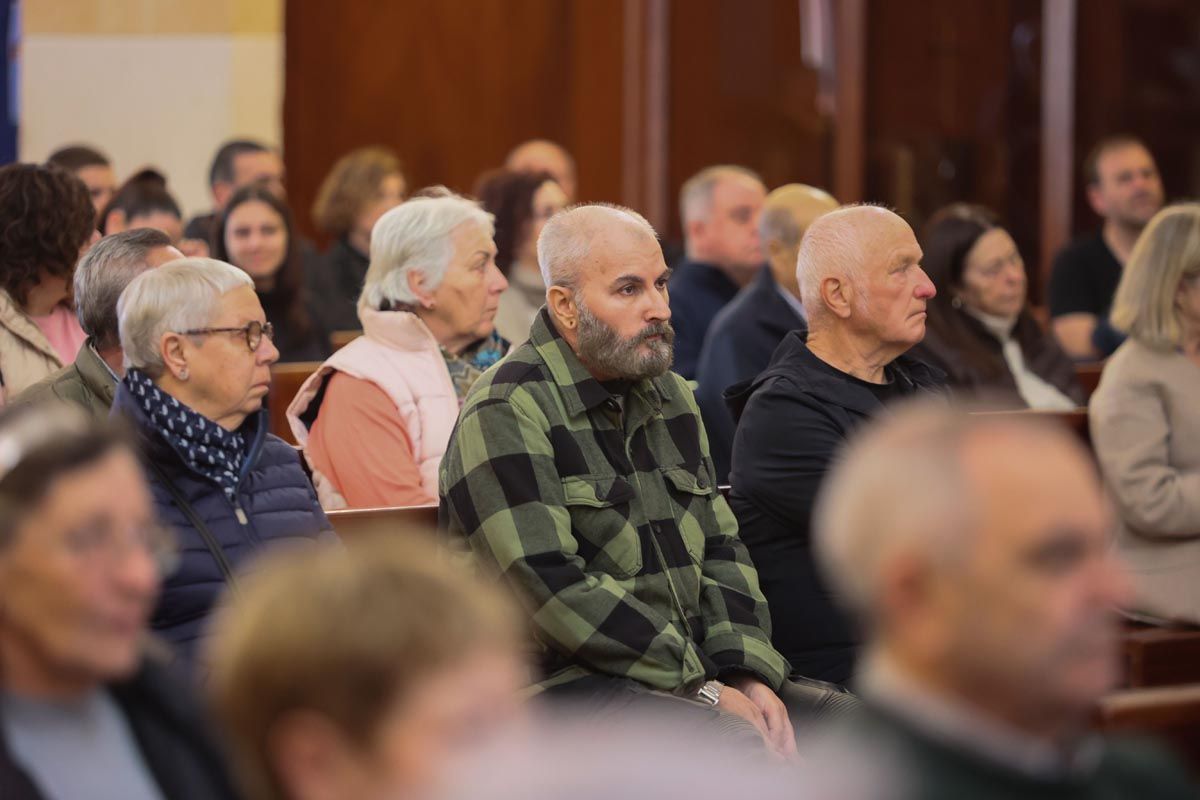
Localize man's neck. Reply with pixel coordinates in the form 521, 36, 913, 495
867, 645, 1083, 749
96, 343, 125, 377
0, 638, 94, 701
684, 250, 755, 288
1102, 219, 1143, 265
347, 229, 371, 256
805, 328, 900, 384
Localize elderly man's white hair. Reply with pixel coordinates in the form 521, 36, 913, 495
118, 257, 253, 376
795, 204, 906, 326
813, 400, 1080, 621
678, 165, 763, 228
537, 203, 658, 289
360, 192, 494, 312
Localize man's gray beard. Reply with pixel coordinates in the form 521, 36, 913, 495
575, 299, 674, 381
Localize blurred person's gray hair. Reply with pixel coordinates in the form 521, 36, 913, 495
679, 165, 763, 228
75, 228, 173, 348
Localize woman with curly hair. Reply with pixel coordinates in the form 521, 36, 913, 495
212, 185, 329, 362
309, 146, 406, 333
0, 163, 97, 401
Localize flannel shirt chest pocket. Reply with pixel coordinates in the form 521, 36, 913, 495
560, 474, 643, 578
661, 463, 716, 565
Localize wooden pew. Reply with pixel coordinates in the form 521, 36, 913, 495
268, 361, 322, 445
1096, 684, 1200, 773
330, 330, 362, 352
327, 505, 440, 540
1121, 622, 1200, 689
1075, 361, 1105, 402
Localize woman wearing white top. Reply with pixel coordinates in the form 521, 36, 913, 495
912, 204, 1083, 409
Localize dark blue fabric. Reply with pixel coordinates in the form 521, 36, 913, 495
0, 1, 14, 165
726, 335, 945, 685
112, 383, 333, 668
124, 369, 245, 502
667, 259, 744, 380
695, 267, 806, 484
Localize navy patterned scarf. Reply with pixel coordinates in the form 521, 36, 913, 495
125, 368, 246, 501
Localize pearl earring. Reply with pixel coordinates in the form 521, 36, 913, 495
179, 367, 190, 381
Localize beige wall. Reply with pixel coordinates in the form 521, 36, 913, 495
19, 0, 282, 218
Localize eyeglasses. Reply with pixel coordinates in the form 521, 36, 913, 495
180, 320, 274, 353
62, 521, 181, 575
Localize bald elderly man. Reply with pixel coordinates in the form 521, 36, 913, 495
810, 404, 1194, 798
506, 139, 578, 202
669, 166, 768, 380
441, 203, 807, 758
728, 206, 944, 686
696, 184, 838, 483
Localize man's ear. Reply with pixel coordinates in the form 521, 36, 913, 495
821, 276, 854, 320
1085, 184, 1106, 219
547, 285, 577, 330
212, 181, 234, 210
159, 332, 190, 381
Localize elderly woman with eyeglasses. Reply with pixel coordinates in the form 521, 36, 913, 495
0, 403, 241, 800
110, 257, 332, 670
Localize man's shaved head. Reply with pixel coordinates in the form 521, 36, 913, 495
537, 203, 658, 289
506, 140, 577, 201
760, 184, 839, 249
796, 205, 914, 323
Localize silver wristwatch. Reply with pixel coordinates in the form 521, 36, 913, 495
695, 679, 724, 706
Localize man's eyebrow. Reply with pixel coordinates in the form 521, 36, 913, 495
610, 273, 645, 288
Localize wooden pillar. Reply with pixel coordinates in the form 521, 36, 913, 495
1040, 0, 1077, 296
832, 0, 866, 203
622, 0, 670, 230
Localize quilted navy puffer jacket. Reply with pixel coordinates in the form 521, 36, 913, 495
112, 383, 334, 668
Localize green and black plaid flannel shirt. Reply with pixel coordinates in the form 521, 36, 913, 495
439, 309, 791, 695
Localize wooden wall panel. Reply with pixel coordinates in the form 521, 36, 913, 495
665, 0, 829, 240
283, 0, 626, 240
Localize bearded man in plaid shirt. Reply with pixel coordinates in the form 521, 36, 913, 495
440, 203, 800, 757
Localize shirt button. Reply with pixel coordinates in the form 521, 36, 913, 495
697, 475, 709, 490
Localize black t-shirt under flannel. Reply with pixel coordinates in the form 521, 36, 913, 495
1048, 231, 1123, 319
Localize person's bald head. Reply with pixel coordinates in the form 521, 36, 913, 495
797, 205, 933, 353
506, 140, 577, 202
816, 402, 1132, 734
537, 204, 672, 381
760, 184, 839, 299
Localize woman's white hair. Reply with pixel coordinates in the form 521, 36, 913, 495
359, 192, 494, 312
118, 257, 253, 375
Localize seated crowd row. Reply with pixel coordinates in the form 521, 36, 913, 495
0, 133, 1195, 799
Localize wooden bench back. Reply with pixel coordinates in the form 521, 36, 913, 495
267, 361, 322, 445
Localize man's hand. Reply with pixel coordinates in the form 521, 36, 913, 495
714, 684, 772, 746
726, 675, 797, 760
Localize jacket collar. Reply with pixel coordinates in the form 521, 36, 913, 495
358, 306, 441, 352
529, 308, 667, 419
745, 267, 807, 337
76, 340, 119, 405
0, 290, 63, 365
111, 380, 268, 487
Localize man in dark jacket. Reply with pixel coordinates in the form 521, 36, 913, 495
17, 229, 182, 416
728, 206, 943, 687
807, 404, 1194, 799
696, 184, 838, 482
667, 166, 766, 380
